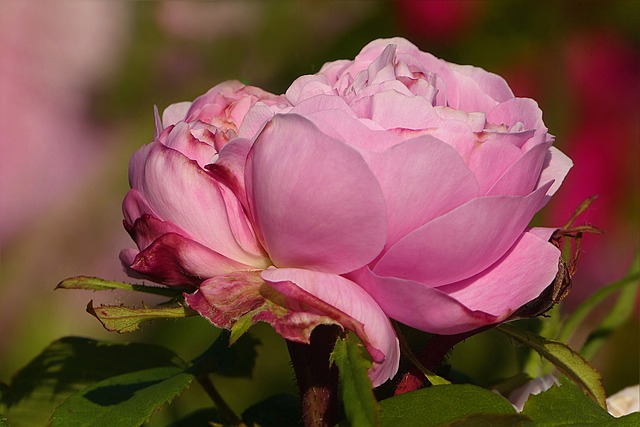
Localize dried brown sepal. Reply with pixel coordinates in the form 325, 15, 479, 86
511, 196, 603, 321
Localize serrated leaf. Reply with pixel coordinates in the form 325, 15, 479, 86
191, 330, 260, 378
330, 334, 378, 427
229, 312, 254, 345
51, 366, 194, 427
522, 381, 618, 426
378, 384, 520, 427
87, 301, 197, 333
498, 323, 606, 409
0, 337, 190, 427
57, 275, 187, 297
242, 393, 302, 427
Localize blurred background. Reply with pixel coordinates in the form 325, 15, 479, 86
1, 0, 638, 424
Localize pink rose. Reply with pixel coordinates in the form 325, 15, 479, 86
274, 37, 571, 334
121, 80, 400, 385
121, 39, 571, 386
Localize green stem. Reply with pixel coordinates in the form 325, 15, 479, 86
197, 374, 246, 426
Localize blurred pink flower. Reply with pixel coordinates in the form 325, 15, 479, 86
395, 0, 483, 42
0, 1, 130, 242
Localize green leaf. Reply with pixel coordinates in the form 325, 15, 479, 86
378, 384, 522, 427
557, 253, 639, 355
0, 337, 190, 427
191, 329, 260, 378
582, 255, 639, 360
498, 323, 606, 409
57, 275, 188, 297
229, 312, 255, 345
51, 367, 194, 427
522, 380, 623, 426
0, 414, 8, 427
87, 301, 197, 333
330, 334, 379, 427
242, 393, 302, 427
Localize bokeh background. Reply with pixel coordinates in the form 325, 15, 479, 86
1, 0, 638, 424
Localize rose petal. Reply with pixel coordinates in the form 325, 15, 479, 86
162, 101, 192, 128
129, 142, 267, 267
261, 267, 400, 386
246, 114, 387, 274
373, 181, 553, 285
366, 136, 479, 248
161, 122, 218, 168
537, 146, 573, 201
487, 142, 550, 196
353, 267, 500, 334
467, 139, 524, 194
127, 232, 253, 287
437, 231, 560, 315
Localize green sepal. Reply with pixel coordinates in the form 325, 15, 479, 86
331, 333, 379, 427
56, 275, 188, 298
87, 301, 197, 333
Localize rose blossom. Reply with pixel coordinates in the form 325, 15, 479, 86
121, 79, 400, 385
121, 39, 571, 386
273, 38, 572, 334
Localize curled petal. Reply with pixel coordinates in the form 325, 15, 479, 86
261, 268, 400, 386
129, 142, 267, 267
537, 146, 573, 201
437, 231, 560, 316
374, 182, 553, 285
353, 267, 500, 335
366, 136, 479, 248
246, 114, 387, 274
162, 102, 192, 128
127, 233, 254, 287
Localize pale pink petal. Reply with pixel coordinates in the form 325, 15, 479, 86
373, 182, 553, 285
127, 232, 253, 287
527, 227, 557, 242
161, 122, 218, 168
246, 114, 387, 274
206, 137, 252, 208
487, 98, 545, 135
353, 267, 500, 335
447, 62, 514, 108
129, 142, 266, 267
366, 136, 479, 248
122, 188, 157, 226
487, 143, 550, 196
350, 90, 441, 130
467, 139, 524, 194
438, 231, 560, 315
162, 101, 192, 128
285, 74, 334, 105
537, 146, 573, 201
261, 268, 400, 386
124, 213, 189, 250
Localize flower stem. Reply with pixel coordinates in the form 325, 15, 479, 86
287, 325, 341, 427
197, 374, 246, 426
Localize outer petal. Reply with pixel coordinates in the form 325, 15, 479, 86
366, 136, 479, 248
246, 114, 387, 274
487, 142, 550, 196
161, 101, 192, 128
261, 268, 400, 387
373, 181, 553, 285
537, 146, 573, 201
353, 267, 500, 334
129, 142, 267, 267
126, 232, 253, 287
467, 139, 524, 195
437, 231, 560, 315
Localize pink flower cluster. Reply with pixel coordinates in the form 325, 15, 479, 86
121, 38, 571, 385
